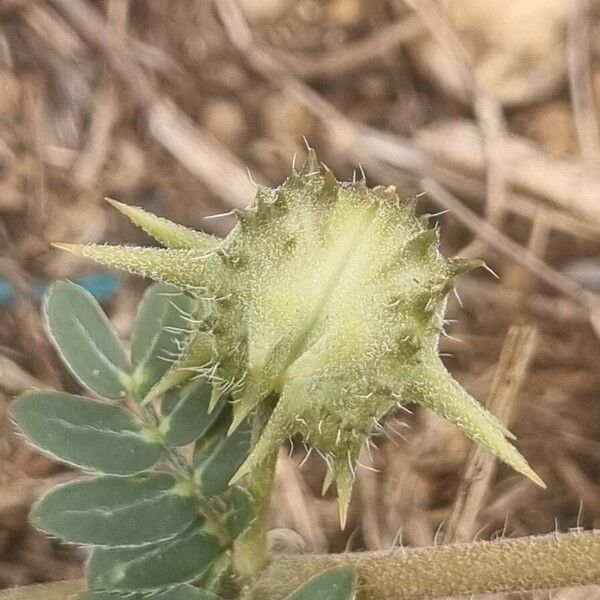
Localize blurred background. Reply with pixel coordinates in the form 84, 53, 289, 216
0, 0, 600, 596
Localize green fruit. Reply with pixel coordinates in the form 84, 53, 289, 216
57, 152, 543, 527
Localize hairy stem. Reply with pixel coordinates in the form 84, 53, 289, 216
233, 402, 278, 581
250, 530, 600, 599
3, 531, 600, 600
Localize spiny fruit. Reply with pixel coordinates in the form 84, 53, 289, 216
56, 152, 544, 526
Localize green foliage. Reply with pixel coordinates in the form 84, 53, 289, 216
162, 379, 225, 447
32, 473, 198, 546
12, 391, 161, 474
44, 281, 131, 399
12, 281, 254, 599
193, 415, 253, 497
131, 282, 197, 397
87, 527, 221, 591
283, 566, 357, 600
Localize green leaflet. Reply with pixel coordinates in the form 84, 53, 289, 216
44, 281, 131, 399
80, 583, 222, 599
131, 283, 198, 397
284, 566, 358, 600
161, 379, 225, 447
12, 391, 160, 474
193, 416, 252, 496
33, 473, 198, 547
87, 526, 221, 591
224, 487, 255, 539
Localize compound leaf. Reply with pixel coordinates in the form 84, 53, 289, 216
284, 566, 358, 600
87, 526, 221, 591
161, 380, 225, 447
33, 473, 197, 547
131, 283, 198, 397
44, 281, 131, 400
12, 391, 160, 474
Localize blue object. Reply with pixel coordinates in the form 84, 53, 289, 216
0, 273, 122, 307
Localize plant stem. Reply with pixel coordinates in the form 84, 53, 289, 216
232, 402, 278, 581
249, 530, 600, 599
4, 531, 600, 600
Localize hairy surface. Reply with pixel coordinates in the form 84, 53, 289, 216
58, 153, 543, 525
3, 531, 600, 600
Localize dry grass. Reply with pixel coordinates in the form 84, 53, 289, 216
0, 1, 599, 596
